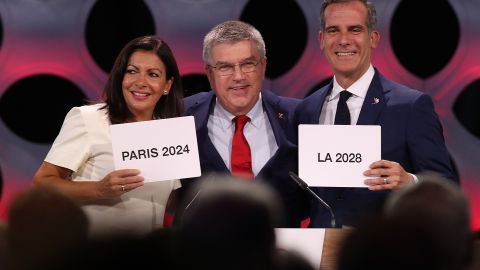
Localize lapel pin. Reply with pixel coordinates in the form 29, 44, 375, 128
372, 97, 380, 104
278, 112, 284, 119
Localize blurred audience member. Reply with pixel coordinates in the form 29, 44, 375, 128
273, 249, 315, 270
176, 174, 283, 270
337, 173, 474, 270
6, 185, 88, 270
385, 173, 473, 269
337, 217, 429, 270
49, 234, 161, 270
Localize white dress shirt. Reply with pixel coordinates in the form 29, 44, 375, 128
207, 94, 278, 176
319, 65, 374, 125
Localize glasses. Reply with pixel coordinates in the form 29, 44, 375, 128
208, 60, 260, 76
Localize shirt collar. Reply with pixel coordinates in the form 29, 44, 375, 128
329, 65, 375, 101
214, 93, 264, 130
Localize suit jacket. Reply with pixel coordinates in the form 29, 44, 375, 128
293, 69, 458, 227
180, 89, 308, 227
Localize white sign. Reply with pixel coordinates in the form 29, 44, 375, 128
275, 228, 325, 269
110, 116, 201, 182
299, 125, 381, 187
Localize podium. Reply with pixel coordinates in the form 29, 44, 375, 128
275, 228, 353, 270
320, 228, 353, 269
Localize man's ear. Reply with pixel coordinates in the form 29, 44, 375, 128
318, 31, 325, 51
370, 31, 380, 49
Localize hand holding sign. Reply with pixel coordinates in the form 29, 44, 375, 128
96, 169, 144, 197
363, 160, 415, 190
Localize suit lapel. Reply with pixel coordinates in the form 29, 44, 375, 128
258, 91, 291, 176
357, 71, 389, 125
307, 83, 333, 124
262, 90, 288, 145
190, 93, 229, 172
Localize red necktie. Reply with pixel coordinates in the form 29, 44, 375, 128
231, 115, 254, 179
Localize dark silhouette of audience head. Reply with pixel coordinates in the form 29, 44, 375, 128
385, 172, 473, 269
337, 173, 474, 270
273, 249, 315, 270
49, 233, 169, 270
177, 173, 284, 270
6, 185, 88, 270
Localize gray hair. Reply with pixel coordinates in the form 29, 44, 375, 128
202, 20, 266, 65
320, 0, 377, 32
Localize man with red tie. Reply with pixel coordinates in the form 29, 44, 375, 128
179, 20, 308, 227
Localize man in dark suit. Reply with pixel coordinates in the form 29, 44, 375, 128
179, 20, 307, 227
293, 0, 458, 227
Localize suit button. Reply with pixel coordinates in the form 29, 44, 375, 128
336, 188, 345, 200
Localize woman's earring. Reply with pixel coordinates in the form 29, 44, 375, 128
163, 90, 168, 95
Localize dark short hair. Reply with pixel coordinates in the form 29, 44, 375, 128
383, 173, 473, 269
7, 185, 88, 270
320, 0, 377, 32
102, 36, 184, 124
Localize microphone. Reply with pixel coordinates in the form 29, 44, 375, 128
181, 172, 220, 221
183, 188, 202, 215
289, 171, 336, 228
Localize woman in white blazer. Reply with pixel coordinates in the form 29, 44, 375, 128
33, 36, 184, 237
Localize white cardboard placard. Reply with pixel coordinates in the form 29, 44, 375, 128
110, 116, 200, 182
299, 125, 381, 187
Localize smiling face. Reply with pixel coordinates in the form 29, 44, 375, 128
206, 40, 266, 116
122, 50, 173, 121
319, 1, 379, 88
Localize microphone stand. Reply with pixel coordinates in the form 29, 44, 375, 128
289, 171, 336, 228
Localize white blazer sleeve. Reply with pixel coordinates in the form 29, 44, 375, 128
45, 106, 90, 172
